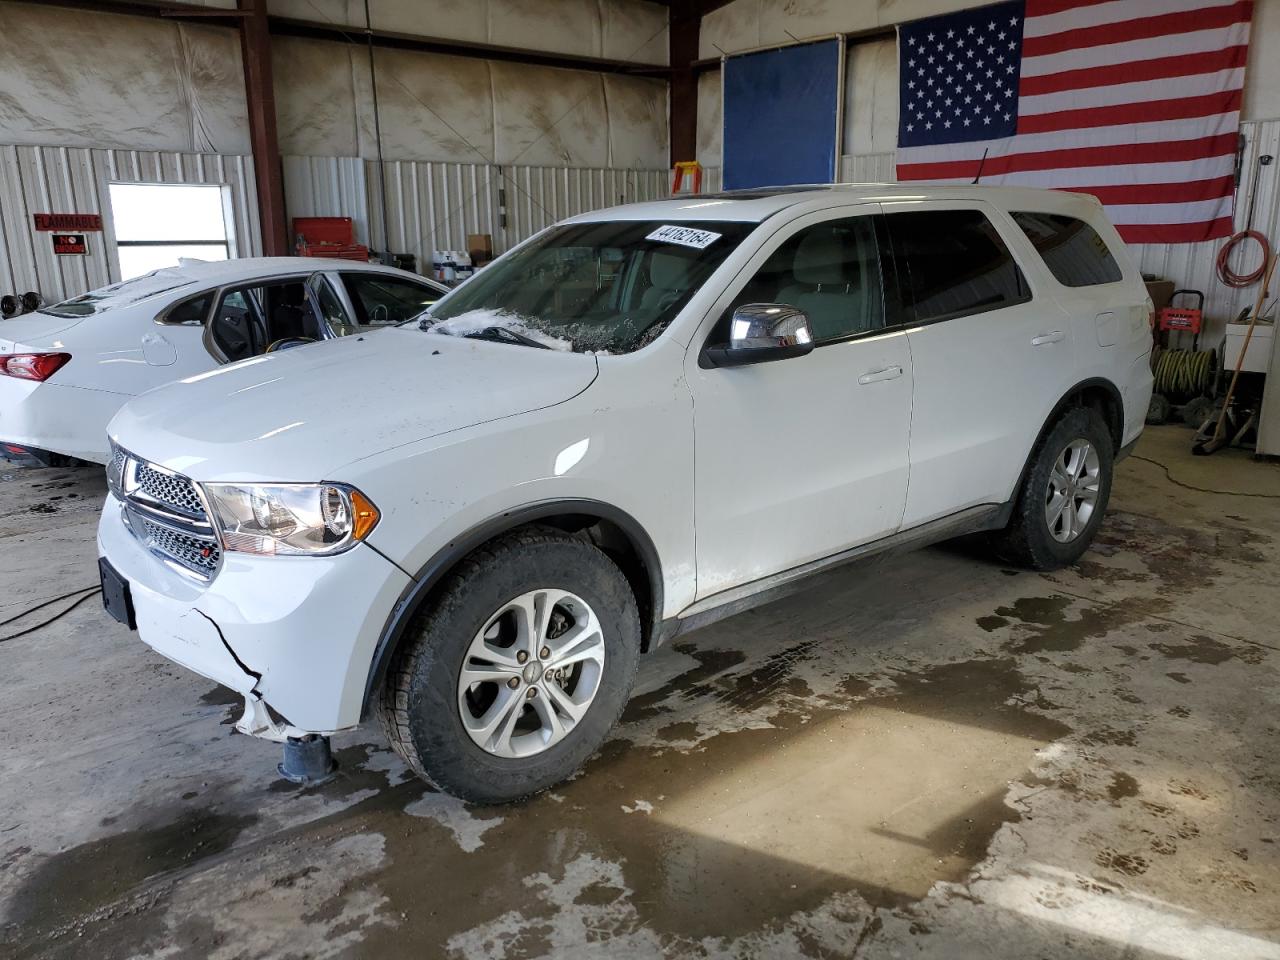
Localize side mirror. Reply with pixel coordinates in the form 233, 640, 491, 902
703, 303, 815, 368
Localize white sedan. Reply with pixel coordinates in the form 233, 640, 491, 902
0, 258, 447, 465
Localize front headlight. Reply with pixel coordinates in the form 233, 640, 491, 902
201, 483, 379, 557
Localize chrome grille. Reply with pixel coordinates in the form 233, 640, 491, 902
133, 461, 206, 519
127, 510, 222, 577
112, 445, 220, 581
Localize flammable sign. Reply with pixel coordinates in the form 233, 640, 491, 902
52, 233, 88, 256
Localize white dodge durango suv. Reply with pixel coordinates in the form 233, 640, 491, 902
98, 185, 1153, 802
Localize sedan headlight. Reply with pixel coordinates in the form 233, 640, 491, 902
201, 483, 379, 557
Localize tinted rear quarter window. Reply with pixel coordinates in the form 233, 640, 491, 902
887, 209, 1029, 323
159, 293, 211, 326
1011, 211, 1123, 287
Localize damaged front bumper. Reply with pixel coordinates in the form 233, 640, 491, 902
97, 492, 412, 734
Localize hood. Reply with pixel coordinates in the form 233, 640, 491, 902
0, 313, 87, 352
108, 328, 599, 481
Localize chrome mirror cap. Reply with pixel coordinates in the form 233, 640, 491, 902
703, 303, 815, 367
729, 303, 813, 350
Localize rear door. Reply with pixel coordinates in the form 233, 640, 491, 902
149, 290, 217, 379
1008, 209, 1153, 447
882, 201, 1080, 528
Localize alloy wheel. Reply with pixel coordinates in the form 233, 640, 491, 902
1044, 438, 1101, 543
457, 589, 606, 758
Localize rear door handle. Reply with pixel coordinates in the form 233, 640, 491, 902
858, 365, 903, 385
1031, 331, 1065, 345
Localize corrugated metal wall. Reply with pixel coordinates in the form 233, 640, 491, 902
499, 165, 670, 246
281, 156, 671, 272
281, 155, 369, 246
1131, 119, 1280, 334
0, 144, 259, 304
370, 160, 500, 272
0, 146, 667, 303
838, 154, 895, 183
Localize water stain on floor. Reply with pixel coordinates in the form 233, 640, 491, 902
3, 809, 257, 956
2, 655, 1074, 960
1149, 634, 1268, 666
978, 593, 1158, 656
333, 657, 1067, 954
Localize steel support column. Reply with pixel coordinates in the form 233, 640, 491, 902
669, 0, 700, 168
670, 0, 701, 167
238, 0, 288, 256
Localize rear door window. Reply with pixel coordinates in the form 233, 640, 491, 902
886, 209, 1030, 323
209, 290, 259, 362
1011, 212, 1124, 287
208, 277, 320, 361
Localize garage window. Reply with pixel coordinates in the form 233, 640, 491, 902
108, 183, 233, 281
1011, 212, 1124, 287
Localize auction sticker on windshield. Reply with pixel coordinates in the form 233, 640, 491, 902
646, 225, 722, 249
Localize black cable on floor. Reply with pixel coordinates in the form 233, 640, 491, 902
1130, 455, 1280, 499
0, 587, 102, 643
0, 585, 101, 628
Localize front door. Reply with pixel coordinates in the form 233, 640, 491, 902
686, 207, 914, 602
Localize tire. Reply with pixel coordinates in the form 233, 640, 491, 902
378, 527, 641, 804
991, 407, 1114, 571
1181, 395, 1215, 428
1146, 393, 1171, 425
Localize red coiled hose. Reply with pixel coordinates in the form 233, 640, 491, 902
1216, 229, 1271, 287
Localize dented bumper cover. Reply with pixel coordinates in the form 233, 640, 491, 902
97, 492, 412, 734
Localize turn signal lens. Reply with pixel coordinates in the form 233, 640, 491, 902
350, 489, 380, 541
1, 352, 71, 382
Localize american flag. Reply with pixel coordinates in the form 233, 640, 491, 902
895, 0, 1253, 243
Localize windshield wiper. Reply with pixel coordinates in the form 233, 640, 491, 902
418, 317, 554, 349
466, 325, 552, 349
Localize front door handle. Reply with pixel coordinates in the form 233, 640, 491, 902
1031, 331, 1065, 346
858, 364, 903, 385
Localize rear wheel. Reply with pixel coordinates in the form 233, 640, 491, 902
378, 528, 641, 804
992, 407, 1114, 570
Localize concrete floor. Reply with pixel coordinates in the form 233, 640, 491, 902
1, 425, 1278, 960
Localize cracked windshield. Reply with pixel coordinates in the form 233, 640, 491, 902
420, 220, 753, 354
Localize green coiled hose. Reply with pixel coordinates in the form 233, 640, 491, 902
1152, 348, 1215, 399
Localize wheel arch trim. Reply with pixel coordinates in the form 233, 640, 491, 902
1012, 376, 1124, 502
360, 498, 664, 720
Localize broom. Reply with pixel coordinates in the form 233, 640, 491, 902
1192, 252, 1278, 456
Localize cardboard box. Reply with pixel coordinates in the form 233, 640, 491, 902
1144, 279, 1176, 313
468, 233, 494, 264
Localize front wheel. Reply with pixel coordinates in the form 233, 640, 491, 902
378, 528, 641, 804
992, 407, 1115, 570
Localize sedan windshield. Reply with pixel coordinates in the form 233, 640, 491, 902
421, 220, 754, 353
